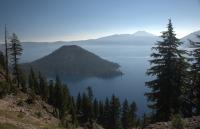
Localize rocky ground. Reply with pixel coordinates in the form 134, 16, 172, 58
145, 116, 200, 129
0, 93, 61, 129
0, 92, 104, 129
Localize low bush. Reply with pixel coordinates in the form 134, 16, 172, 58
170, 114, 186, 129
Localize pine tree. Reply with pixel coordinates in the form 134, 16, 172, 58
129, 101, 137, 126
76, 92, 82, 114
189, 35, 200, 114
0, 51, 5, 70
59, 85, 70, 118
145, 19, 189, 121
54, 76, 62, 114
109, 95, 121, 129
48, 80, 55, 105
18, 68, 27, 92
86, 86, 94, 122
102, 97, 111, 129
121, 99, 131, 129
38, 72, 48, 101
69, 97, 78, 127
4, 25, 9, 81
98, 100, 104, 124
28, 68, 39, 94
93, 98, 99, 120
81, 92, 90, 122
9, 33, 23, 87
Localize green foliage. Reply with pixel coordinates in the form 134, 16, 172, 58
189, 35, 200, 115
109, 95, 121, 129
145, 19, 189, 121
26, 91, 36, 104
28, 68, 39, 94
0, 81, 10, 98
170, 114, 186, 129
9, 33, 23, 87
35, 111, 42, 118
38, 72, 48, 101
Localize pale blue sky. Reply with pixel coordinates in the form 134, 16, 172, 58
0, 0, 200, 42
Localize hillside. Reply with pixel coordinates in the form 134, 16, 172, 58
0, 92, 104, 129
181, 30, 200, 47
0, 93, 61, 129
21, 45, 122, 79
145, 116, 200, 129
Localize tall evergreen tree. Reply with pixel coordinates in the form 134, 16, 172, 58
76, 92, 82, 118
38, 72, 48, 101
97, 100, 104, 124
189, 35, 200, 114
102, 97, 111, 129
9, 33, 23, 87
109, 95, 121, 129
48, 80, 55, 105
93, 98, 99, 120
145, 19, 189, 121
121, 99, 131, 129
129, 101, 137, 125
28, 68, 39, 94
4, 25, 9, 80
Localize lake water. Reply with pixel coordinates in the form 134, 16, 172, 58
67, 45, 152, 116
21, 43, 153, 116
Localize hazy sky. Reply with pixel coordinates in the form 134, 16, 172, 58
0, 0, 200, 42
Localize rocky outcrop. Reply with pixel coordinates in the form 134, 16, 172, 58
145, 116, 200, 129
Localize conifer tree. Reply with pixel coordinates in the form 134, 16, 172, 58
18, 68, 27, 92
121, 99, 131, 129
59, 85, 70, 118
102, 98, 111, 129
38, 72, 48, 101
28, 68, 39, 94
189, 35, 200, 114
9, 33, 23, 87
109, 95, 121, 129
129, 101, 137, 125
69, 97, 78, 127
4, 25, 9, 80
93, 98, 99, 120
48, 80, 55, 105
98, 100, 104, 124
145, 19, 189, 121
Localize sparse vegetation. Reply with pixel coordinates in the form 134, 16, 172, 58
170, 114, 186, 129
0, 123, 22, 129
35, 111, 42, 118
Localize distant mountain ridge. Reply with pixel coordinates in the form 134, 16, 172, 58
1, 30, 199, 63
181, 30, 200, 47
21, 45, 122, 80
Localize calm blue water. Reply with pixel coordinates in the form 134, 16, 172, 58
21, 44, 153, 116
67, 45, 152, 116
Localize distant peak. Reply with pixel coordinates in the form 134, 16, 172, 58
60, 45, 80, 49
133, 31, 155, 37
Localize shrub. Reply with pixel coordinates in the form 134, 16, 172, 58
17, 112, 24, 118
0, 81, 10, 98
26, 92, 36, 104
35, 111, 42, 118
170, 114, 186, 129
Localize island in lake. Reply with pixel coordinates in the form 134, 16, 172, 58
21, 45, 122, 80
